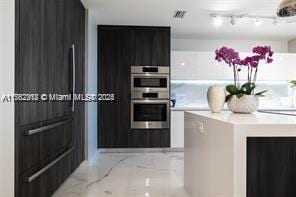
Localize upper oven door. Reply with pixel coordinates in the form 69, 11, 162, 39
131, 99, 170, 129
131, 74, 169, 92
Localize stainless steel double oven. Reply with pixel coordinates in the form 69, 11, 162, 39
131, 66, 170, 129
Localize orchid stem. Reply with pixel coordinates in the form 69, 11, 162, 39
232, 64, 237, 86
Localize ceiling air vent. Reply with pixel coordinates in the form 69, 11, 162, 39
173, 10, 187, 18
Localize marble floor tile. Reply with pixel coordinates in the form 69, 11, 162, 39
53, 152, 189, 197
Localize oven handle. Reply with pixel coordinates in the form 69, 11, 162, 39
131, 73, 170, 78
131, 99, 170, 104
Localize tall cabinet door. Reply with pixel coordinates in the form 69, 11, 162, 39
17, 0, 72, 125
15, 0, 85, 196
98, 26, 171, 148
98, 27, 131, 148
72, 0, 85, 169
60, 0, 75, 117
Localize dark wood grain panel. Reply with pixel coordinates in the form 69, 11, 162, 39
15, 0, 85, 196
98, 27, 131, 148
72, 0, 85, 169
148, 129, 170, 148
17, 0, 67, 125
19, 152, 73, 197
247, 137, 296, 197
128, 129, 170, 148
97, 26, 171, 148
18, 118, 72, 173
130, 27, 170, 66
128, 129, 148, 148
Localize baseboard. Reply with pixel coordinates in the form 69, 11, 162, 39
98, 147, 184, 153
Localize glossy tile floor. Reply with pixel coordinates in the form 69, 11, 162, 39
53, 152, 189, 197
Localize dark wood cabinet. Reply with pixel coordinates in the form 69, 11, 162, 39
128, 129, 170, 148
130, 27, 170, 66
98, 27, 131, 148
15, 0, 85, 196
247, 137, 296, 197
98, 26, 170, 148
18, 153, 73, 197
16, 0, 74, 125
72, 0, 86, 169
18, 119, 72, 174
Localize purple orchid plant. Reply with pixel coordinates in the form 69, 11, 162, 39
215, 46, 274, 101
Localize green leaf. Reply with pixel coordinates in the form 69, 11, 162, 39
255, 90, 268, 96
240, 82, 256, 94
226, 85, 239, 95
290, 80, 296, 88
225, 95, 232, 102
236, 93, 244, 98
238, 89, 248, 95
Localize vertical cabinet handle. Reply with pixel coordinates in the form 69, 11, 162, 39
72, 44, 76, 112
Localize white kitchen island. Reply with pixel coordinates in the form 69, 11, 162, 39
184, 111, 296, 197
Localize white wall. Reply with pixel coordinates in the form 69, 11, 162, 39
85, 9, 98, 161
172, 38, 289, 53
288, 39, 296, 53
0, 1, 15, 197
171, 51, 296, 81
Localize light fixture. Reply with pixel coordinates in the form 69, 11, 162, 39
255, 17, 262, 26
273, 17, 278, 25
277, 0, 296, 17
230, 16, 236, 25
213, 16, 223, 27
145, 178, 150, 187
209, 13, 296, 25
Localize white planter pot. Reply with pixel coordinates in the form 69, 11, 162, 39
207, 86, 226, 113
227, 95, 259, 114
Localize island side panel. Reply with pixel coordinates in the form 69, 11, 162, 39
247, 137, 296, 197
184, 112, 235, 197
233, 125, 248, 197
235, 124, 296, 197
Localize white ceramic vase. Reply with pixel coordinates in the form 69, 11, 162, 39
227, 95, 259, 114
293, 88, 296, 108
207, 86, 226, 113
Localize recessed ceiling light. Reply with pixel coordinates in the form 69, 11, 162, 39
213, 16, 223, 27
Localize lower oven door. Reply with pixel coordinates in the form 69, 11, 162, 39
131, 99, 170, 129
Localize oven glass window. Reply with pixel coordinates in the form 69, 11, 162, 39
134, 78, 167, 88
134, 103, 167, 121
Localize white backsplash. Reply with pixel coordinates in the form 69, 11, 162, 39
171, 80, 295, 109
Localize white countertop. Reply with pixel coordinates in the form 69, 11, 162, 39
186, 111, 296, 125
171, 107, 209, 111
171, 107, 296, 111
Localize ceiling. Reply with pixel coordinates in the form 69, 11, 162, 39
82, 0, 296, 41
